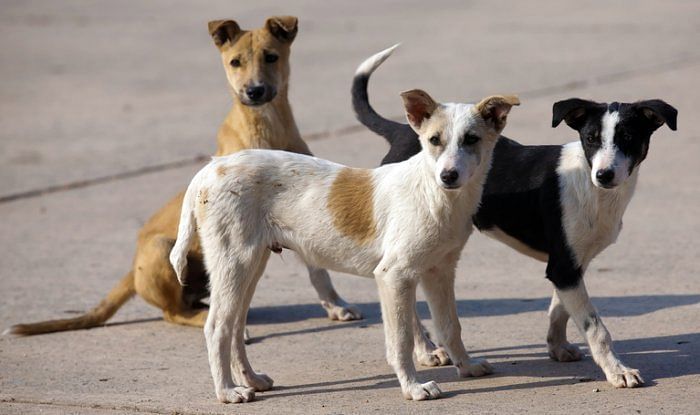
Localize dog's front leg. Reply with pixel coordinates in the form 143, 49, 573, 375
375, 266, 442, 400
556, 282, 643, 388
546, 289, 583, 362
421, 262, 493, 378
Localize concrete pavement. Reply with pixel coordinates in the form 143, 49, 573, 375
1, 1, 699, 413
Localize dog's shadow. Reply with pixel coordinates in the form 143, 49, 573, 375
260, 332, 699, 400
244, 294, 699, 400
247, 293, 700, 327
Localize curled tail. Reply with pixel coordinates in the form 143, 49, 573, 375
5, 270, 136, 336
352, 44, 414, 144
170, 167, 204, 286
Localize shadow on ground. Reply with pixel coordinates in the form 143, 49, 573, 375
247, 294, 700, 325
259, 332, 699, 401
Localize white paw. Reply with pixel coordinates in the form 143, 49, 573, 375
322, 300, 362, 321
217, 386, 255, 403
606, 366, 644, 388
241, 372, 274, 391
416, 346, 452, 367
243, 328, 251, 345
548, 342, 583, 362
402, 381, 443, 400
457, 358, 493, 377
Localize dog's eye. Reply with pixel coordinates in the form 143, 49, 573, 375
429, 135, 441, 146
463, 134, 480, 146
586, 135, 598, 144
264, 53, 279, 64
230, 58, 241, 68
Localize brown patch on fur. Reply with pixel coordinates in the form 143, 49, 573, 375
216, 165, 228, 177
327, 168, 376, 244
196, 188, 209, 222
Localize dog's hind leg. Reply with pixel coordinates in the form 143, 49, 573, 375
306, 263, 362, 321
421, 258, 493, 379
204, 246, 269, 403
134, 235, 209, 327
546, 289, 583, 362
555, 282, 643, 388
229, 249, 274, 391
412, 305, 451, 367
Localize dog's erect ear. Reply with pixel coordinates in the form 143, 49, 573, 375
474, 95, 520, 132
401, 89, 438, 131
208, 20, 242, 48
634, 99, 678, 131
552, 98, 602, 130
265, 16, 298, 43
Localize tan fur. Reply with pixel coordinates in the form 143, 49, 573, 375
473, 95, 521, 131
327, 168, 377, 244
8, 16, 316, 336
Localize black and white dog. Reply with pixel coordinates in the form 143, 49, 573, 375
352, 46, 678, 388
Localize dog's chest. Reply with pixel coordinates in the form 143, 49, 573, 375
559, 169, 637, 267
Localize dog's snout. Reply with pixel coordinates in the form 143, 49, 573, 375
440, 169, 459, 186
595, 169, 615, 186
246, 85, 266, 101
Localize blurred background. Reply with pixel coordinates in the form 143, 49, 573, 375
1, 2, 698, 414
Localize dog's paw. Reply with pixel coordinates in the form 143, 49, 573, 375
548, 342, 583, 362
217, 386, 255, 403
243, 328, 251, 345
402, 381, 443, 401
242, 372, 274, 392
416, 346, 452, 367
321, 300, 362, 321
606, 367, 644, 388
457, 358, 494, 377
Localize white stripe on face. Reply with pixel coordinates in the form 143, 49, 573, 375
590, 111, 631, 187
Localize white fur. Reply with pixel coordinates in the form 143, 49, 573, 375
355, 44, 400, 76
170, 99, 503, 403
591, 111, 632, 187
557, 141, 637, 267
555, 284, 643, 388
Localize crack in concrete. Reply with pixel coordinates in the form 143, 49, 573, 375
1, 54, 698, 205
1, 397, 210, 415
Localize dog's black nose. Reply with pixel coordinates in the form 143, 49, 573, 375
440, 169, 459, 186
246, 85, 266, 101
596, 169, 615, 185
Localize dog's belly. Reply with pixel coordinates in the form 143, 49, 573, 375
484, 226, 549, 262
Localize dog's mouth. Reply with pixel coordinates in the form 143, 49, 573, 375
593, 181, 618, 190
440, 183, 462, 190
238, 89, 278, 107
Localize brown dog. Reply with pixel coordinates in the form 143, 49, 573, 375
7, 16, 361, 336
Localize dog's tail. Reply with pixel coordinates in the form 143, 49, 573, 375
170, 167, 205, 286
352, 44, 413, 145
4, 270, 136, 336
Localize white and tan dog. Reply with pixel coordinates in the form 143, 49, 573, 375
170, 87, 519, 403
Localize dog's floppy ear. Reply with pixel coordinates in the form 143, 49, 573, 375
552, 98, 602, 130
401, 89, 438, 131
208, 20, 242, 49
474, 95, 520, 132
265, 16, 298, 43
634, 99, 677, 131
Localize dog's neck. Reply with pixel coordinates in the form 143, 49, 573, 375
216, 85, 300, 156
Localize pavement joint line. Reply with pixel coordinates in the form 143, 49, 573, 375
1, 397, 204, 415
2, 54, 698, 206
